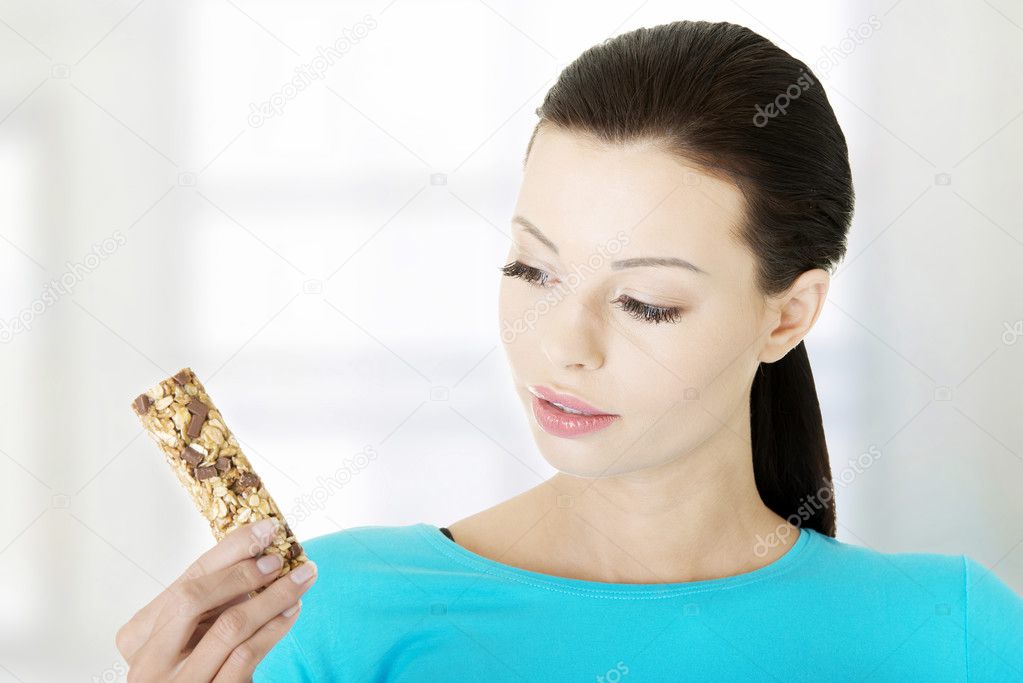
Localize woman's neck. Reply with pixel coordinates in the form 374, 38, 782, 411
447, 456, 798, 585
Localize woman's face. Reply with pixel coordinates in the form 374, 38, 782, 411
499, 126, 777, 478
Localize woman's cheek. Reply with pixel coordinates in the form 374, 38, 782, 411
498, 283, 549, 367
630, 314, 733, 409
684, 318, 758, 415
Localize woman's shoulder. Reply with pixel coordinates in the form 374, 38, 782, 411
253, 523, 439, 682
299, 522, 439, 579
806, 529, 977, 586
957, 553, 1023, 676
301, 522, 427, 553
807, 531, 1023, 673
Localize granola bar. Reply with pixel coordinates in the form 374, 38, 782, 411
131, 367, 306, 592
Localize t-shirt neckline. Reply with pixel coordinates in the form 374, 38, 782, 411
416, 522, 815, 597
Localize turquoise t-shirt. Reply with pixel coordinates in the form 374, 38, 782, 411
254, 523, 1023, 681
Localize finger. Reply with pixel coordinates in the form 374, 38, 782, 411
118, 518, 281, 661
181, 561, 317, 682
175, 518, 282, 589
210, 601, 302, 683
182, 592, 249, 655
144, 552, 287, 672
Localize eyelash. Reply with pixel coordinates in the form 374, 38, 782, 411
499, 260, 684, 325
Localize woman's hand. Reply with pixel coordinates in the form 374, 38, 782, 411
115, 519, 318, 682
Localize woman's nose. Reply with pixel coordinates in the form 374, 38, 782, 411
540, 298, 606, 370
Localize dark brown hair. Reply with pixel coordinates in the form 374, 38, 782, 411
525, 20, 854, 537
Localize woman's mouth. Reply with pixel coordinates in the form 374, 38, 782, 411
527, 385, 614, 415
527, 386, 619, 438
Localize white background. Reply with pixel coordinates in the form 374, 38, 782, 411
1, 0, 1022, 679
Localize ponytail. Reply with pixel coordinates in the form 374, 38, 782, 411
750, 340, 836, 537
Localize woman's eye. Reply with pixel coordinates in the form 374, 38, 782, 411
611, 294, 684, 325
501, 260, 684, 325
500, 260, 554, 287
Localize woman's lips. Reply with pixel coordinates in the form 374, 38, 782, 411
530, 395, 619, 438
527, 385, 615, 416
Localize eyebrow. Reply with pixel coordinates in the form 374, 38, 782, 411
511, 215, 709, 276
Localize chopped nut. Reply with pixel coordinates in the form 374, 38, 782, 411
156, 430, 177, 446
172, 405, 189, 433
204, 425, 225, 445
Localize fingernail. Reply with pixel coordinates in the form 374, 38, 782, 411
282, 600, 301, 617
253, 518, 280, 536
257, 553, 283, 574
289, 561, 317, 584
246, 519, 280, 557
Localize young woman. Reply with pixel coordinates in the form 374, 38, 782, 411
117, 20, 1023, 681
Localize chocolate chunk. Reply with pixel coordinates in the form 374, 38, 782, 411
180, 446, 204, 466
186, 397, 208, 417
283, 523, 293, 539
195, 464, 219, 480
185, 415, 204, 439
236, 472, 260, 491
287, 542, 302, 560
173, 369, 191, 385
185, 398, 208, 439
215, 456, 231, 472
132, 393, 152, 415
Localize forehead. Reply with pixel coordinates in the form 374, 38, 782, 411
515, 127, 748, 271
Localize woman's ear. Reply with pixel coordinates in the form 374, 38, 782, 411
759, 269, 830, 364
